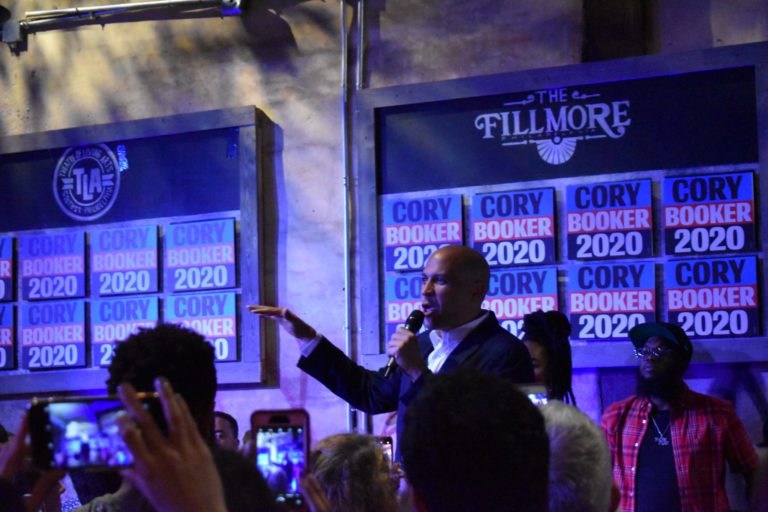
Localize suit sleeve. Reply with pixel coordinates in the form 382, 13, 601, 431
298, 337, 400, 414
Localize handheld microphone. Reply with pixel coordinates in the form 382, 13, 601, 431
383, 309, 425, 378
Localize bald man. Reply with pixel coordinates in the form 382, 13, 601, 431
249, 246, 533, 457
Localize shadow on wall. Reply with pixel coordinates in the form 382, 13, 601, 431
0, 0, 331, 136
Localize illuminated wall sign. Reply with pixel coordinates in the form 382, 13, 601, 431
91, 296, 159, 367
20, 300, 86, 370
568, 262, 655, 341
482, 267, 558, 339
566, 180, 653, 261
382, 194, 463, 272
470, 188, 556, 267
165, 292, 237, 362
665, 256, 758, 338
91, 225, 159, 296
165, 219, 237, 293
0, 304, 14, 370
0, 236, 12, 302
383, 272, 422, 340
663, 172, 755, 256
19, 233, 86, 300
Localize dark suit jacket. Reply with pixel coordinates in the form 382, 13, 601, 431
298, 311, 534, 457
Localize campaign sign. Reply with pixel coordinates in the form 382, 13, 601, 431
665, 256, 758, 338
91, 296, 159, 367
0, 236, 12, 302
165, 292, 237, 362
382, 195, 463, 272
0, 304, 14, 370
91, 225, 159, 296
20, 300, 86, 370
383, 271, 423, 340
566, 180, 652, 261
470, 188, 556, 267
19, 233, 86, 300
165, 218, 237, 293
568, 262, 655, 341
663, 172, 755, 256
482, 267, 558, 339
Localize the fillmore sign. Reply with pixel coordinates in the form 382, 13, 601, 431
474, 87, 632, 165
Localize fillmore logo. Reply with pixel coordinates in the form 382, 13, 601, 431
53, 144, 120, 221
474, 87, 631, 165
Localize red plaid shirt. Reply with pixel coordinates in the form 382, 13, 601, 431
601, 385, 758, 512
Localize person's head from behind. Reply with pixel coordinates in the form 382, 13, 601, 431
541, 401, 615, 512
420, 245, 490, 331
309, 433, 396, 512
401, 368, 549, 512
523, 309, 575, 403
107, 323, 217, 441
214, 411, 240, 451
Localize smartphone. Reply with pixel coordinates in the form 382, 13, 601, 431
251, 409, 309, 509
373, 435, 394, 469
515, 384, 549, 406
28, 393, 162, 471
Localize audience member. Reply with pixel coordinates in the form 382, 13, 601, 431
117, 379, 229, 512
249, 245, 533, 458
305, 433, 397, 512
601, 321, 758, 511
76, 323, 274, 512
541, 400, 617, 512
523, 309, 575, 404
214, 411, 240, 451
400, 368, 548, 512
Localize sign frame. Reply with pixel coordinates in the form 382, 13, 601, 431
0, 107, 266, 394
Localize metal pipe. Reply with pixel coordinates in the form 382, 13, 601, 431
26, 0, 221, 19
340, 0, 358, 433
355, 0, 365, 89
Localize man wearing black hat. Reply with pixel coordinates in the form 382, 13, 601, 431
601, 321, 758, 512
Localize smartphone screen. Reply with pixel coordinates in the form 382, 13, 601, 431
373, 436, 394, 469
252, 409, 309, 509
29, 394, 160, 470
515, 384, 549, 407
255, 426, 306, 507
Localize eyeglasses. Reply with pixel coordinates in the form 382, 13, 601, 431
634, 346, 674, 360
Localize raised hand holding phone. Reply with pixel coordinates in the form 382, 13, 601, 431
117, 379, 227, 512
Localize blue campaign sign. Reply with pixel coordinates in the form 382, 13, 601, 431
470, 188, 556, 267
0, 304, 14, 370
565, 180, 653, 261
91, 225, 159, 296
19, 232, 86, 300
665, 256, 758, 338
482, 267, 558, 339
383, 271, 423, 340
567, 261, 655, 341
0, 236, 12, 302
91, 296, 159, 367
165, 218, 237, 293
165, 292, 238, 361
382, 194, 463, 272
20, 300, 86, 370
662, 172, 756, 255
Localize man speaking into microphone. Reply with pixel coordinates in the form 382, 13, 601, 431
248, 245, 534, 452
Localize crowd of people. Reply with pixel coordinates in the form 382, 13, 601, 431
1, 245, 766, 511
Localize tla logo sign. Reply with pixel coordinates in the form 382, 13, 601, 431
474, 87, 631, 165
53, 144, 120, 221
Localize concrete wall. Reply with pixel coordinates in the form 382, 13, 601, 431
1, 0, 768, 471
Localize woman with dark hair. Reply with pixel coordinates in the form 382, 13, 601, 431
522, 310, 575, 404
